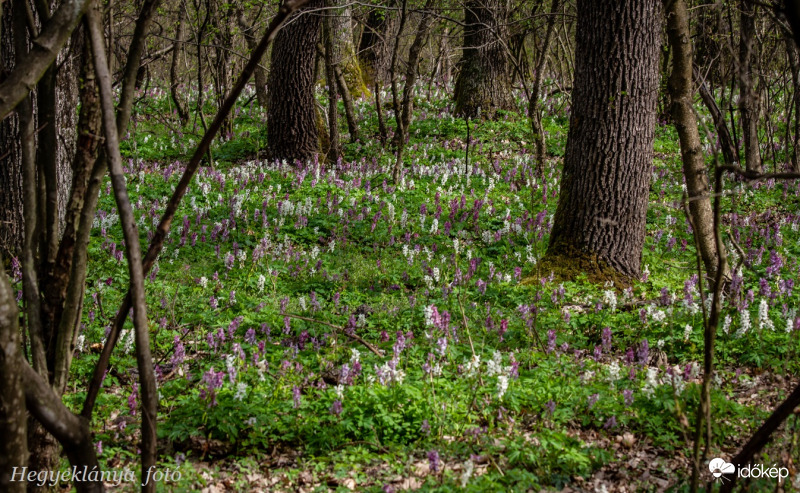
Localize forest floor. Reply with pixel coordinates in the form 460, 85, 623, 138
35, 84, 800, 491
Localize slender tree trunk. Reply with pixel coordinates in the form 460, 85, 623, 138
171, 6, 189, 123
267, 0, 323, 162
330, 0, 367, 97
663, 0, 726, 281
334, 65, 358, 141
695, 66, 738, 166
529, 0, 561, 172
358, 3, 395, 85
236, 7, 269, 108
323, 1, 340, 160
398, 2, 434, 144
738, 0, 762, 173
453, 0, 514, 119
546, 0, 661, 280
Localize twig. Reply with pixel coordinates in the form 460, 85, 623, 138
283, 313, 384, 358
87, 6, 158, 490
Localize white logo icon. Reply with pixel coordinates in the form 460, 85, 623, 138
709, 458, 736, 480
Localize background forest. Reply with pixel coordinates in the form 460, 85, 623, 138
2, 0, 800, 491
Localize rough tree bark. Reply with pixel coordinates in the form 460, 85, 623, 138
0, 1, 23, 255
267, 0, 323, 162
663, 0, 725, 281
738, 0, 762, 173
453, 0, 514, 119
0, 254, 27, 493
545, 0, 661, 280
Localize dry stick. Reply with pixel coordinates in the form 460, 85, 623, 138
13, 0, 48, 376
689, 158, 730, 493
86, 7, 158, 492
283, 313, 384, 357
81, 0, 310, 419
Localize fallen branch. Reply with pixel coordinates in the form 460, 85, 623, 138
284, 313, 385, 358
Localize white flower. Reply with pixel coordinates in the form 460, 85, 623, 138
257, 274, 266, 292
606, 361, 620, 382
486, 351, 504, 377
738, 309, 751, 337
465, 355, 481, 377
234, 382, 248, 401
642, 368, 660, 397
335, 384, 344, 400
683, 324, 693, 342
787, 318, 795, 334
722, 315, 732, 334
758, 299, 774, 331
497, 375, 509, 400
460, 460, 474, 487
199, 276, 208, 289
76, 334, 85, 352
299, 296, 307, 312
350, 348, 361, 363
651, 310, 667, 323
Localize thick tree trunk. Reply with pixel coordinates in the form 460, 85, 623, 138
0, 1, 23, 255
453, 0, 514, 119
546, 0, 661, 280
663, 0, 726, 282
738, 0, 762, 173
267, 0, 323, 162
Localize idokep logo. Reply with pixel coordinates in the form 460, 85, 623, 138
709, 458, 790, 483
709, 458, 735, 481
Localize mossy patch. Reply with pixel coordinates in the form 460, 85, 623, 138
522, 245, 634, 289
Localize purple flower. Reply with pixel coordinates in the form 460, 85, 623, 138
623, 389, 634, 406
546, 330, 556, 353
420, 419, 431, 435
587, 393, 600, 409
128, 387, 138, 415
330, 400, 343, 416
292, 386, 302, 408
427, 450, 441, 473
601, 327, 612, 351
636, 339, 649, 366
545, 400, 556, 416
603, 416, 617, 429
